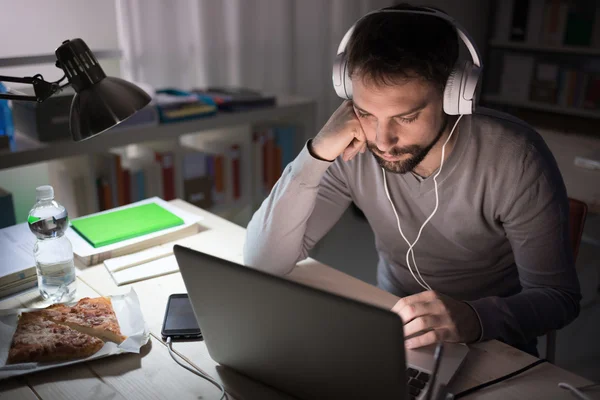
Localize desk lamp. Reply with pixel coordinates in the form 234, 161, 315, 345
0, 38, 150, 141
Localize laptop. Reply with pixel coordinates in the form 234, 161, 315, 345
174, 245, 469, 400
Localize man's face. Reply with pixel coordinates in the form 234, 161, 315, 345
351, 75, 447, 174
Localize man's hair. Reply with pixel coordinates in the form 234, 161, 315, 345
346, 3, 459, 93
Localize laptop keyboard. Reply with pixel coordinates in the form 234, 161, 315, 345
406, 367, 430, 399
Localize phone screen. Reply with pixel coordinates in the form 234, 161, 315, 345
162, 294, 201, 339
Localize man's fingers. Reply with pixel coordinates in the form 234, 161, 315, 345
395, 301, 441, 324
391, 291, 438, 314
343, 138, 366, 161
403, 315, 444, 338
405, 330, 444, 349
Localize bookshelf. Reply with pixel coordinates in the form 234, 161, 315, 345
482, 1, 600, 120
481, 1, 600, 214
483, 94, 600, 119
488, 40, 600, 56
0, 96, 315, 171
0, 96, 317, 226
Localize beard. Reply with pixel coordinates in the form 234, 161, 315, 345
367, 117, 448, 175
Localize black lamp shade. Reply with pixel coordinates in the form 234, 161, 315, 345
56, 38, 151, 141
69, 77, 151, 141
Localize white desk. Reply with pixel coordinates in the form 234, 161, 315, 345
1, 199, 597, 400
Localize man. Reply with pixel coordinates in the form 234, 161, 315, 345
243, 4, 580, 356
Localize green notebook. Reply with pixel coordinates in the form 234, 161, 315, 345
71, 203, 185, 248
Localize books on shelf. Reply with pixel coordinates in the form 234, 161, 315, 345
493, 0, 599, 49
252, 125, 297, 200
495, 53, 600, 112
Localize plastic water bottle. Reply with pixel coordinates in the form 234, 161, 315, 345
0, 83, 15, 150
28, 185, 76, 303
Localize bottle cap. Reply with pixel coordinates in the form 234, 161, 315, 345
36, 185, 54, 201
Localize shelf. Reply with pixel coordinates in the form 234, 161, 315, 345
489, 41, 600, 56
482, 95, 600, 119
0, 96, 316, 171
0, 49, 122, 68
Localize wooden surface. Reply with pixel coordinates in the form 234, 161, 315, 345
1, 199, 598, 400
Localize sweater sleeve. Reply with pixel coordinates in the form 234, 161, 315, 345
466, 140, 581, 347
243, 141, 353, 275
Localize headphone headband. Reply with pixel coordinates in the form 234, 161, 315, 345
332, 6, 483, 114
336, 8, 482, 69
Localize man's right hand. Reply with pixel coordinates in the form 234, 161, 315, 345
310, 101, 367, 162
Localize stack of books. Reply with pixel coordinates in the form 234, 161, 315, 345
0, 223, 37, 299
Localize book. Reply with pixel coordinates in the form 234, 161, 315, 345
493, 1, 515, 41
500, 54, 535, 101
0, 275, 37, 299
71, 202, 185, 248
181, 146, 213, 209
231, 145, 241, 200
583, 74, 600, 109
530, 62, 560, 103
274, 126, 296, 172
67, 197, 203, 266
155, 152, 176, 201
526, 0, 546, 44
510, 0, 530, 42
252, 131, 265, 205
540, 0, 569, 46
0, 223, 37, 292
563, 0, 596, 47
0, 186, 16, 229
190, 87, 276, 112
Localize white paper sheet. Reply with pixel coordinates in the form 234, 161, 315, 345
67, 197, 203, 258
109, 255, 180, 286
0, 289, 150, 380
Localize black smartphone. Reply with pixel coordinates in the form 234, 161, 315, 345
161, 293, 202, 341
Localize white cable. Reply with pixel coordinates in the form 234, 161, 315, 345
166, 337, 227, 400
558, 382, 593, 400
383, 115, 464, 292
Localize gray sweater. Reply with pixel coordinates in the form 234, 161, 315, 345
243, 109, 581, 349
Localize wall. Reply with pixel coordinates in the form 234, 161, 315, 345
0, 0, 120, 223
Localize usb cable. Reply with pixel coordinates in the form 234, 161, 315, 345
165, 337, 226, 400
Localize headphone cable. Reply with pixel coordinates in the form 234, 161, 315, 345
383, 114, 463, 291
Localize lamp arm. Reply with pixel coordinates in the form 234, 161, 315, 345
0, 74, 64, 102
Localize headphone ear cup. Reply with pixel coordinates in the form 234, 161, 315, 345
444, 60, 480, 115
332, 52, 352, 99
443, 61, 465, 115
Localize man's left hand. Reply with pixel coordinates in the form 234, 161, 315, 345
391, 291, 482, 349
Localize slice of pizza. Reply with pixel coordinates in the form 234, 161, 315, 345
7, 311, 104, 364
42, 297, 127, 344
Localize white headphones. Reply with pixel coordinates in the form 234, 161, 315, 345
332, 7, 483, 115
